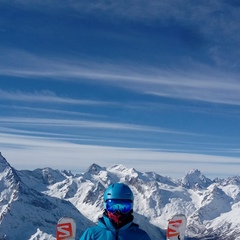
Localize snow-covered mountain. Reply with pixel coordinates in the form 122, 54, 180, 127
0, 153, 93, 240
1, 152, 240, 239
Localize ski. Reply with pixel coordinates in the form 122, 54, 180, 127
56, 217, 76, 240
166, 214, 187, 240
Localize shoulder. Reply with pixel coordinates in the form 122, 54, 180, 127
129, 223, 151, 239
79, 224, 107, 240
85, 220, 107, 234
79, 218, 106, 238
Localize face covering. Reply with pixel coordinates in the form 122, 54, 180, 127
107, 210, 133, 227
107, 211, 124, 225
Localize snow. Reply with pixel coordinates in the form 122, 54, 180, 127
29, 228, 55, 240
1, 153, 240, 239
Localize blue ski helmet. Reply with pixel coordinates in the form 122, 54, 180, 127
103, 183, 134, 209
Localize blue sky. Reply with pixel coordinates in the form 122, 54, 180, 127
0, 0, 240, 179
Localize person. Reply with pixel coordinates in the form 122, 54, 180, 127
80, 182, 151, 240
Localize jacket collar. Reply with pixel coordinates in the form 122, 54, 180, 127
99, 215, 134, 231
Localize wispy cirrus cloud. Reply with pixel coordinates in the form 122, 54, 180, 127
0, 104, 99, 117
0, 88, 113, 106
3, 0, 239, 28
3, 0, 240, 47
1, 49, 240, 106
1, 131, 240, 178
0, 117, 196, 136
1, 0, 240, 64
2, 0, 240, 72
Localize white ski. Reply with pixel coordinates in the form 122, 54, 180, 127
56, 217, 76, 240
166, 214, 187, 240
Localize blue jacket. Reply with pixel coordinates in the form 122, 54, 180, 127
80, 215, 151, 240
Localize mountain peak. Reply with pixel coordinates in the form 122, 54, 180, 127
0, 152, 11, 172
87, 163, 103, 174
0, 153, 20, 182
181, 169, 212, 189
109, 164, 131, 172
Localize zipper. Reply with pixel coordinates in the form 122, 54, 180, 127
115, 228, 119, 240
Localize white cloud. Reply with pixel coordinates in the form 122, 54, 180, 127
0, 105, 98, 117
1, 49, 240, 106
4, 1, 238, 26
0, 117, 194, 136
1, 132, 239, 179
0, 89, 113, 106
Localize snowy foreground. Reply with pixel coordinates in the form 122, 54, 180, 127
1, 152, 240, 240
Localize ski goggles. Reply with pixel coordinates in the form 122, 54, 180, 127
106, 199, 132, 214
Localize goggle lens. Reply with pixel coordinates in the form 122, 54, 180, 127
106, 199, 132, 214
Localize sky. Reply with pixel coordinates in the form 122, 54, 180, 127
0, 0, 240, 179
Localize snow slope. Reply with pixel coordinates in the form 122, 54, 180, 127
1, 153, 240, 239
0, 153, 93, 240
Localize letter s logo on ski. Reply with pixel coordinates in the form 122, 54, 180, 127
166, 214, 187, 240
56, 217, 76, 240
56, 222, 73, 239
167, 219, 182, 238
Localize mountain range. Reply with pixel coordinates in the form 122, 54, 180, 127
0, 152, 240, 240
